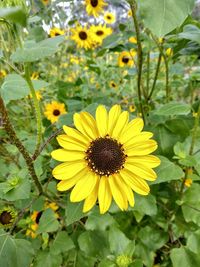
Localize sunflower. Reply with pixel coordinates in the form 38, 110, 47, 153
0, 207, 17, 228
118, 51, 135, 68
85, 0, 107, 17
127, 9, 132, 17
109, 80, 118, 89
51, 105, 160, 214
71, 25, 94, 50
90, 24, 112, 46
129, 104, 136, 113
44, 101, 66, 123
104, 12, 116, 24
49, 27, 65, 38
0, 70, 6, 78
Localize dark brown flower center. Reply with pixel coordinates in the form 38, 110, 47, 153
86, 136, 127, 176
91, 0, 98, 7
107, 15, 111, 20
55, 32, 60, 36
35, 211, 43, 224
0, 211, 12, 225
122, 56, 129, 64
96, 30, 104, 36
111, 82, 116, 87
79, 31, 88, 40
53, 109, 60, 116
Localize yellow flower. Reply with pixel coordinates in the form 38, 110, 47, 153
44, 101, 66, 123
158, 37, 164, 44
85, 0, 107, 17
0, 207, 17, 229
71, 25, 94, 50
129, 37, 137, 44
30, 91, 42, 101
44, 202, 59, 211
51, 105, 160, 214
90, 24, 112, 46
184, 178, 192, 187
104, 12, 116, 24
166, 48, 173, 57
128, 9, 132, 17
109, 80, 118, 89
31, 72, 39, 80
42, 0, 49, 5
49, 27, 65, 37
0, 70, 7, 78
129, 104, 136, 113
118, 51, 134, 67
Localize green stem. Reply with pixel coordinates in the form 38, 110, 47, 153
129, 1, 145, 123
148, 52, 162, 100
0, 97, 43, 195
146, 51, 150, 96
24, 65, 42, 157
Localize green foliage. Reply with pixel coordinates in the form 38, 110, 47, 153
0, 7, 27, 26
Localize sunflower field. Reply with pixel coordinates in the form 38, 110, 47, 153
1, 0, 200, 266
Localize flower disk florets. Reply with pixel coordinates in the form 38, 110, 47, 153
86, 136, 127, 176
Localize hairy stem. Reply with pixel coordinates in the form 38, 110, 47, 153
0, 97, 43, 194
24, 65, 42, 157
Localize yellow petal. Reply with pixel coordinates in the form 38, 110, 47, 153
123, 132, 153, 149
119, 118, 144, 144
107, 105, 121, 135
120, 169, 150, 195
95, 105, 108, 137
57, 135, 87, 151
83, 177, 100, 213
63, 125, 90, 144
98, 176, 112, 214
52, 161, 86, 180
51, 149, 85, 162
111, 111, 129, 139
115, 174, 134, 207
108, 175, 128, 211
57, 175, 83, 191
127, 155, 161, 168
73, 113, 93, 140
70, 172, 98, 202
124, 162, 157, 181
126, 140, 158, 156
80, 112, 99, 139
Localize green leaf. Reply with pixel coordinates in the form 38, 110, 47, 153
182, 183, 200, 226
141, 0, 195, 37
11, 36, 64, 63
78, 230, 109, 258
152, 156, 184, 184
0, 177, 31, 201
108, 226, 134, 256
37, 208, 60, 233
85, 208, 117, 231
0, 7, 27, 26
51, 231, 75, 255
154, 103, 191, 116
179, 25, 200, 44
133, 194, 157, 216
0, 230, 34, 267
65, 199, 86, 226
1, 74, 49, 104
187, 229, 200, 254
33, 250, 62, 267
170, 247, 200, 267
130, 259, 144, 267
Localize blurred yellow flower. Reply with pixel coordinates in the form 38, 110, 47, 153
184, 178, 192, 187
90, 24, 112, 46
166, 48, 173, 57
129, 104, 136, 113
85, 0, 107, 17
129, 37, 137, 44
49, 27, 65, 37
30, 91, 42, 101
44, 101, 66, 123
31, 72, 39, 80
42, 0, 49, 5
104, 12, 116, 24
118, 51, 134, 67
128, 9, 132, 17
0, 70, 7, 78
109, 80, 118, 89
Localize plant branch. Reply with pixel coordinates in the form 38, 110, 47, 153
0, 97, 43, 194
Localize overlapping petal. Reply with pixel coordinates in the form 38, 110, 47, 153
96, 105, 108, 136
51, 149, 85, 162
83, 177, 100, 213
52, 161, 86, 180
98, 176, 112, 214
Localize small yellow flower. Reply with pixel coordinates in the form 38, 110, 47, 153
44, 202, 59, 211
184, 178, 192, 187
166, 48, 173, 57
0, 70, 7, 78
109, 80, 118, 89
0, 207, 17, 229
44, 101, 66, 123
71, 25, 94, 50
129, 37, 137, 44
90, 24, 112, 47
49, 27, 65, 38
118, 51, 134, 67
193, 112, 198, 118
42, 0, 49, 5
29, 91, 42, 101
31, 72, 39, 80
127, 9, 132, 17
158, 37, 164, 44
85, 0, 107, 17
104, 12, 116, 24
129, 104, 136, 113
